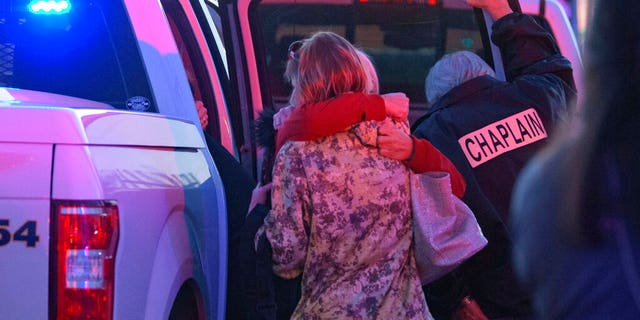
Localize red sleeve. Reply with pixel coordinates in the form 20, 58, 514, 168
404, 136, 467, 198
276, 92, 385, 151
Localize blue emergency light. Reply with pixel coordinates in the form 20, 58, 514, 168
28, 0, 72, 15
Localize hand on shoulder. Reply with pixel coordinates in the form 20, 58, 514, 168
377, 119, 413, 161
381, 92, 409, 121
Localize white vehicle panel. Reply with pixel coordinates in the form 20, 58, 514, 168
0, 143, 51, 319
81, 111, 204, 148
0, 143, 52, 198
0, 106, 204, 148
52, 143, 221, 319
0, 199, 50, 319
144, 210, 197, 320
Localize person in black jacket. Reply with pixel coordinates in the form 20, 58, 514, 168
378, 0, 576, 318
240, 109, 302, 320
192, 99, 257, 320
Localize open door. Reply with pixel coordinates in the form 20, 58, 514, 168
225, 0, 498, 123
215, 0, 582, 180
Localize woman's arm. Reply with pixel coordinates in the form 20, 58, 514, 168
275, 92, 386, 151
263, 144, 311, 279
377, 122, 466, 198
275, 92, 466, 197
405, 136, 466, 198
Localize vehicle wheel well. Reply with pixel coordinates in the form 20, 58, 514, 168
168, 279, 205, 320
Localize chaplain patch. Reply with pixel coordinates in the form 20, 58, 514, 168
458, 108, 547, 168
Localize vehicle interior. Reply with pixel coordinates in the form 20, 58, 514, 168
253, 0, 490, 123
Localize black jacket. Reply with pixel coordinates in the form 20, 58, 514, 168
204, 133, 257, 320
237, 110, 302, 320
412, 13, 576, 319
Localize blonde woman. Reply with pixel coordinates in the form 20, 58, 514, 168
262, 31, 432, 319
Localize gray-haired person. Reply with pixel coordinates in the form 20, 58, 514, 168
377, 0, 576, 318
425, 50, 496, 104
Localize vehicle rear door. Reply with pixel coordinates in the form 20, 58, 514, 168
0, 141, 51, 319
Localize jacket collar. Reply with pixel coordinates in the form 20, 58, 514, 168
412, 75, 500, 132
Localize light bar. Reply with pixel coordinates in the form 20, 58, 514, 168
28, 0, 72, 15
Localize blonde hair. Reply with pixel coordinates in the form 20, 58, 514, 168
286, 32, 368, 105
358, 50, 379, 94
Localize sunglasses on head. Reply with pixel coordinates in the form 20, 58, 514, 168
288, 40, 304, 61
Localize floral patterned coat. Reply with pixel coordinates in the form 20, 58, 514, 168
264, 120, 432, 319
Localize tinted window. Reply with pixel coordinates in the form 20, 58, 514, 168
255, 0, 487, 118
202, 1, 248, 154
0, 0, 156, 111
164, 0, 222, 141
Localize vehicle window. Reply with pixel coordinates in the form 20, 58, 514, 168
163, 0, 222, 141
0, 0, 157, 112
254, 0, 489, 118
199, 1, 247, 155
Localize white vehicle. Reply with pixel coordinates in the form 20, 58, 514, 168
0, 1, 232, 319
0, 0, 581, 319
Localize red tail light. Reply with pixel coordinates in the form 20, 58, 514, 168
51, 200, 119, 320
